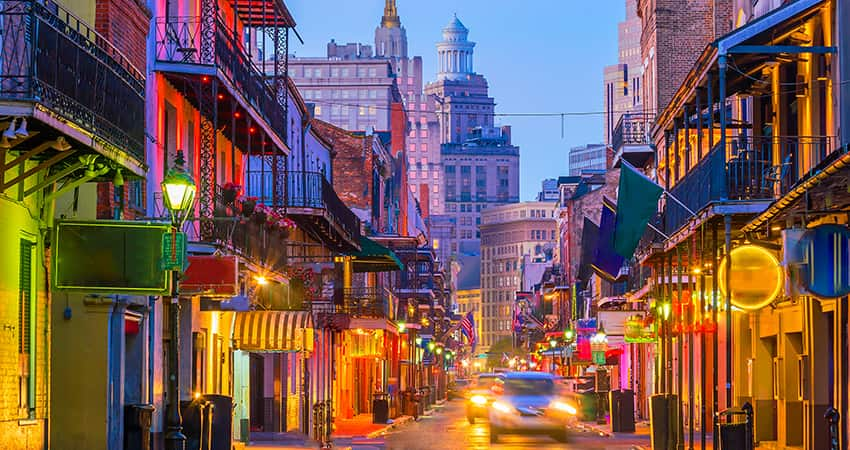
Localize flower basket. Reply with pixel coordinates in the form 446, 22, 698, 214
241, 198, 257, 217
222, 182, 242, 205
252, 204, 268, 224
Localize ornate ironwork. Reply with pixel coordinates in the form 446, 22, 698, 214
154, 15, 287, 146
198, 79, 217, 239
0, 0, 145, 159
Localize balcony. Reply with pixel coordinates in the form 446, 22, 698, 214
338, 287, 393, 319
665, 135, 837, 235
612, 113, 655, 168
154, 15, 288, 149
0, 0, 145, 173
397, 272, 435, 301
247, 170, 361, 251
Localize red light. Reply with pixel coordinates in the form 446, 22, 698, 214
234, 112, 241, 118
217, 94, 224, 100
202, 76, 209, 82
249, 127, 255, 133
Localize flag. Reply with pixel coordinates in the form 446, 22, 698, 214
461, 311, 477, 353
613, 162, 664, 258
578, 218, 600, 285
592, 197, 626, 281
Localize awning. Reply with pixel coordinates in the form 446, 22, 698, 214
347, 236, 404, 273
233, 311, 313, 352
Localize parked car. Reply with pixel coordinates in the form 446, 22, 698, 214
488, 372, 578, 443
448, 379, 470, 400
465, 373, 500, 423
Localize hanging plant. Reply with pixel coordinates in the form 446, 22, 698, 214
222, 182, 242, 205
240, 196, 258, 217
252, 203, 268, 224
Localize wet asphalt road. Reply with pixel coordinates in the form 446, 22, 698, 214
334, 399, 650, 450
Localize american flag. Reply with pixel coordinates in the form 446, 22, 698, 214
460, 311, 476, 352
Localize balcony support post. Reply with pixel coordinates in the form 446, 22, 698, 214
696, 88, 703, 161
711, 222, 719, 450
198, 78, 218, 239
707, 71, 714, 150
718, 54, 728, 200
684, 105, 690, 172
723, 213, 732, 410
674, 120, 680, 184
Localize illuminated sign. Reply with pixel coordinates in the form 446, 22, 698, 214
718, 245, 782, 311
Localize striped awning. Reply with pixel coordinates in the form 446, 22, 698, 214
233, 311, 313, 352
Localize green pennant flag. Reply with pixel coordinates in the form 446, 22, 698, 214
613, 163, 664, 258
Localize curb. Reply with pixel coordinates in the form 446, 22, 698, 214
574, 422, 614, 437
365, 415, 415, 439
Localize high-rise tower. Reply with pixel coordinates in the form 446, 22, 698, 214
375, 0, 407, 58
436, 15, 476, 81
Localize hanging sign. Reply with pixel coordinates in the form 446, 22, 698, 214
799, 224, 850, 298
718, 245, 783, 311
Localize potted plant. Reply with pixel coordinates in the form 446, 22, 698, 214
277, 216, 297, 239
252, 203, 268, 224
222, 182, 241, 205
240, 196, 258, 217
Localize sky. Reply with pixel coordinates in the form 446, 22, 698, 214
285, 0, 624, 201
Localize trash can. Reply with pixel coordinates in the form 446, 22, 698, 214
719, 422, 748, 449
650, 394, 681, 450
181, 399, 213, 450
372, 393, 389, 424
609, 391, 622, 432
619, 390, 635, 432
203, 394, 233, 450
716, 404, 753, 450
124, 404, 155, 450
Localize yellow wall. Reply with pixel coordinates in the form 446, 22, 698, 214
0, 195, 49, 449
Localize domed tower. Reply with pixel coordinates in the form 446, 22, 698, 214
436, 14, 476, 81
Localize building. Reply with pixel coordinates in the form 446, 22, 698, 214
536, 179, 559, 202
568, 143, 609, 176
286, 1, 444, 215
603, 1, 643, 144
286, 56, 402, 132
441, 127, 520, 254
479, 202, 557, 349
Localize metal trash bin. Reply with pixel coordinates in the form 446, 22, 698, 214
717, 403, 754, 450
181, 399, 213, 450
650, 394, 681, 450
124, 404, 155, 450
203, 394, 233, 450
609, 390, 635, 432
372, 392, 389, 424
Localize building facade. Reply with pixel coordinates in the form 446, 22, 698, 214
479, 202, 557, 349
603, 1, 643, 145
568, 143, 609, 176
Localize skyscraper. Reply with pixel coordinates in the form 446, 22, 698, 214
602, 1, 643, 144
286, 1, 444, 215
426, 15, 520, 256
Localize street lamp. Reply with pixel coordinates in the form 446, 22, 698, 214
161, 150, 196, 450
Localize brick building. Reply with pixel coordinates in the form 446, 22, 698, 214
603, 0, 643, 145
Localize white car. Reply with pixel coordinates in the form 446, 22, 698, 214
488, 372, 578, 443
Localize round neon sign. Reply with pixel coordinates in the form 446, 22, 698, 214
718, 245, 783, 311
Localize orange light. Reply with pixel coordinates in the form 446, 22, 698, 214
217, 94, 224, 100
234, 112, 241, 118
249, 127, 256, 133
202, 76, 209, 82
718, 245, 782, 311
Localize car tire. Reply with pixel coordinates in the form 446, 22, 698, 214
489, 426, 499, 443
467, 415, 475, 424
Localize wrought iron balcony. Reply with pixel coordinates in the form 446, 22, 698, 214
338, 287, 393, 319
154, 15, 286, 145
665, 135, 837, 235
246, 170, 362, 250
0, 0, 145, 161
612, 113, 655, 167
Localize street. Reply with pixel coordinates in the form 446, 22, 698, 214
331, 399, 649, 450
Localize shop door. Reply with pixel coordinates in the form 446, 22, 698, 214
249, 353, 264, 431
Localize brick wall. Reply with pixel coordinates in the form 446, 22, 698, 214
96, 182, 145, 220
639, 0, 733, 115
566, 170, 621, 284
313, 120, 374, 213
94, 0, 150, 71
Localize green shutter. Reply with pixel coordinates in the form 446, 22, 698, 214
19, 239, 33, 354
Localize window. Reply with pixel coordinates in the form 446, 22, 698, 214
331, 68, 340, 77
341, 68, 350, 77
368, 106, 376, 116
314, 69, 322, 77
369, 68, 377, 77
420, 144, 428, 152
18, 239, 34, 417
314, 105, 322, 116
359, 106, 366, 116
420, 130, 428, 138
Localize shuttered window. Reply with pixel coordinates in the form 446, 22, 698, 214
18, 239, 34, 416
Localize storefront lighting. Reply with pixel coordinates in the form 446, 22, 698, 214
415, 336, 422, 346
254, 275, 268, 285
435, 347, 443, 355
428, 342, 436, 351
549, 339, 558, 348
398, 322, 407, 332
563, 329, 574, 340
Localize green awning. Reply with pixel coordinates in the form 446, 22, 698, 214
348, 236, 404, 272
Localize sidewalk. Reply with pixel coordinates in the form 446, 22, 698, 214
332, 413, 414, 439
576, 419, 652, 437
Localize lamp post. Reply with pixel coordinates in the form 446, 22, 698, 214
161, 151, 197, 450
549, 339, 558, 374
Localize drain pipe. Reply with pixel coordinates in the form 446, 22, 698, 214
839, 0, 850, 147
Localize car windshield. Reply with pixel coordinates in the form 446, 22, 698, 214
453, 380, 469, 387
476, 376, 496, 388
503, 378, 555, 396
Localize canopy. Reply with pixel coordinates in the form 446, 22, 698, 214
233, 310, 313, 352
347, 236, 404, 273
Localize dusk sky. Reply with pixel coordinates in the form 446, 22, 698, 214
285, 0, 624, 200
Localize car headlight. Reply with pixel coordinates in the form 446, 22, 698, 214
470, 394, 488, 406
491, 401, 514, 414
551, 401, 578, 415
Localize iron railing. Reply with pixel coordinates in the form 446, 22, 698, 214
0, 0, 145, 159
247, 170, 362, 244
154, 16, 286, 144
665, 135, 838, 234
338, 287, 392, 318
612, 113, 655, 152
